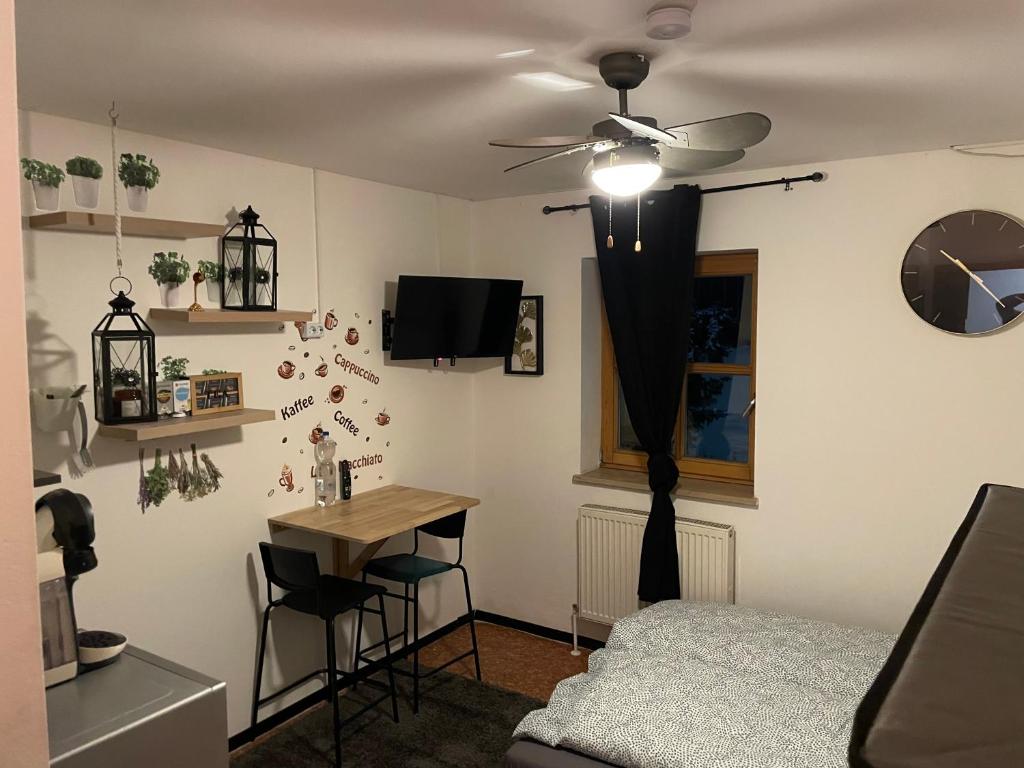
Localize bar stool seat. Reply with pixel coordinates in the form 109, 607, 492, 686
354, 510, 481, 715
282, 575, 385, 619
252, 542, 399, 768
363, 554, 453, 582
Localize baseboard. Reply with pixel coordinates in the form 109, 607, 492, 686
474, 611, 605, 651
228, 613, 469, 752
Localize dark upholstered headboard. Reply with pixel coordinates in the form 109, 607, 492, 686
849, 484, 1024, 767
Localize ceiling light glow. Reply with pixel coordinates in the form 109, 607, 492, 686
513, 72, 593, 92
591, 145, 662, 197
496, 48, 535, 59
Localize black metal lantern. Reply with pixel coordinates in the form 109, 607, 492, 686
221, 205, 278, 311
92, 289, 158, 424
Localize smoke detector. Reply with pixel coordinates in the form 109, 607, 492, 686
646, 3, 696, 40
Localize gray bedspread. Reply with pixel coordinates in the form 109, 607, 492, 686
513, 601, 895, 768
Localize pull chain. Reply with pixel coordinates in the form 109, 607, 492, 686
606, 198, 614, 248
634, 194, 642, 253
109, 102, 124, 282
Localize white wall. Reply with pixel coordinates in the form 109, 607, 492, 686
20, 111, 475, 737
468, 148, 1024, 634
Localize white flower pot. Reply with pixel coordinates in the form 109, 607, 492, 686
32, 181, 60, 211
205, 279, 221, 304
70, 175, 100, 209
159, 282, 182, 308
126, 185, 149, 212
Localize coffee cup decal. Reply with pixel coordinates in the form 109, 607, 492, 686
315, 362, 329, 378
345, 327, 359, 345
279, 465, 294, 492
309, 425, 324, 444
277, 360, 296, 379
329, 384, 346, 404
375, 409, 391, 426
324, 311, 338, 331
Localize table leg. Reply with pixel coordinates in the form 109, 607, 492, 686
332, 539, 350, 577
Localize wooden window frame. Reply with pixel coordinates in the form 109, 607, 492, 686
600, 250, 757, 486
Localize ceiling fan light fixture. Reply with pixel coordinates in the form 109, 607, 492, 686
591, 144, 662, 197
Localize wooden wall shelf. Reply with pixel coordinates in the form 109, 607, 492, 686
28, 212, 224, 240
96, 408, 275, 441
34, 469, 62, 488
149, 308, 314, 324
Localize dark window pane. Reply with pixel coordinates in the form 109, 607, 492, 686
684, 374, 750, 463
689, 275, 753, 364
616, 378, 643, 451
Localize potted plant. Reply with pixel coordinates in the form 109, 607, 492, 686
65, 156, 103, 209
20, 158, 65, 211
159, 356, 189, 381
118, 153, 160, 212
148, 251, 190, 307
198, 260, 223, 303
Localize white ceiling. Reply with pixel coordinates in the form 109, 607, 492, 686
14, 0, 1024, 201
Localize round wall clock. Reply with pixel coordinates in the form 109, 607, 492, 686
901, 210, 1024, 335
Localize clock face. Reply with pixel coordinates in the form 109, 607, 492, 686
902, 210, 1024, 335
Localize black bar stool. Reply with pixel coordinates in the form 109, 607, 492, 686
252, 542, 399, 768
352, 510, 481, 714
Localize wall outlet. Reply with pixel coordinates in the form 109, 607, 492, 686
300, 321, 325, 340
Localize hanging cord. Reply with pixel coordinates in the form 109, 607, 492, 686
109, 103, 127, 291
606, 198, 614, 248
634, 194, 642, 253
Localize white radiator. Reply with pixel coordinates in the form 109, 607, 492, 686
577, 504, 735, 625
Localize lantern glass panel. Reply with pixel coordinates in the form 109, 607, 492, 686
92, 333, 104, 418
223, 239, 244, 309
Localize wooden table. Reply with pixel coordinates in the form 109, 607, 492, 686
267, 484, 481, 578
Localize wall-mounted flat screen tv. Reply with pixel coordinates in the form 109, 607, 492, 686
389, 276, 524, 360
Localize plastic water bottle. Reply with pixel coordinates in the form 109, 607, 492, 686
314, 432, 337, 507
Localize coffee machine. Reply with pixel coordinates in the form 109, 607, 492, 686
36, 489, 125, 687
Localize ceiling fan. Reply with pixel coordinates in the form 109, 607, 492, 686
489, 52, 771, 197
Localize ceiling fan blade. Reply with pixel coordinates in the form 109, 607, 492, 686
490, 135, 600, 148
607, 113, 677, 144
659, 147, 745, 175
664, 113, 771, 151
503, 142, 604, 173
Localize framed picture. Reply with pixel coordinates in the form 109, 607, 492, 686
189, 372, 244, 415
505, 295, 544, 376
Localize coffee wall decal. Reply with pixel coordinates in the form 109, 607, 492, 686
277, 360, 296, 379
345, 327, 360, 345
334, 354, 379, 385
280, 394, 315, 420
329, 384, 346, 403
332, 410, 361, 436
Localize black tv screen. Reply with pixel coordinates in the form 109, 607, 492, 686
390, 276, 524, 360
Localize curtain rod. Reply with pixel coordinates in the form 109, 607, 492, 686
541, 171, 825, 215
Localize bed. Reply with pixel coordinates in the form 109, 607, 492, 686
507, 484, 1024, 768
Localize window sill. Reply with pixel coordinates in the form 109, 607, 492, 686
572, 467, 758, 509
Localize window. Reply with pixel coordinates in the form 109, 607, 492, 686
601, 251, 757, 485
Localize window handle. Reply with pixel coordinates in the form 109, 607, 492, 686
742, 396, 756, 419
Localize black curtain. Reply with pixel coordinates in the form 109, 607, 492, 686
590, 185, 701, 603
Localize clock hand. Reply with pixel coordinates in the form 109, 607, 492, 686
939, 249, 1006, 307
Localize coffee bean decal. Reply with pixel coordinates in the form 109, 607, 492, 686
282, 437, 288, 443
298, 372, 305, 380
288, 345, 296, 351
304, 352, 310, 358
267, 489, 275, 497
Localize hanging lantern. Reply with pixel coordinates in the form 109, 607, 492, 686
92, 283, 158, 424
221, 205, 278, 311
